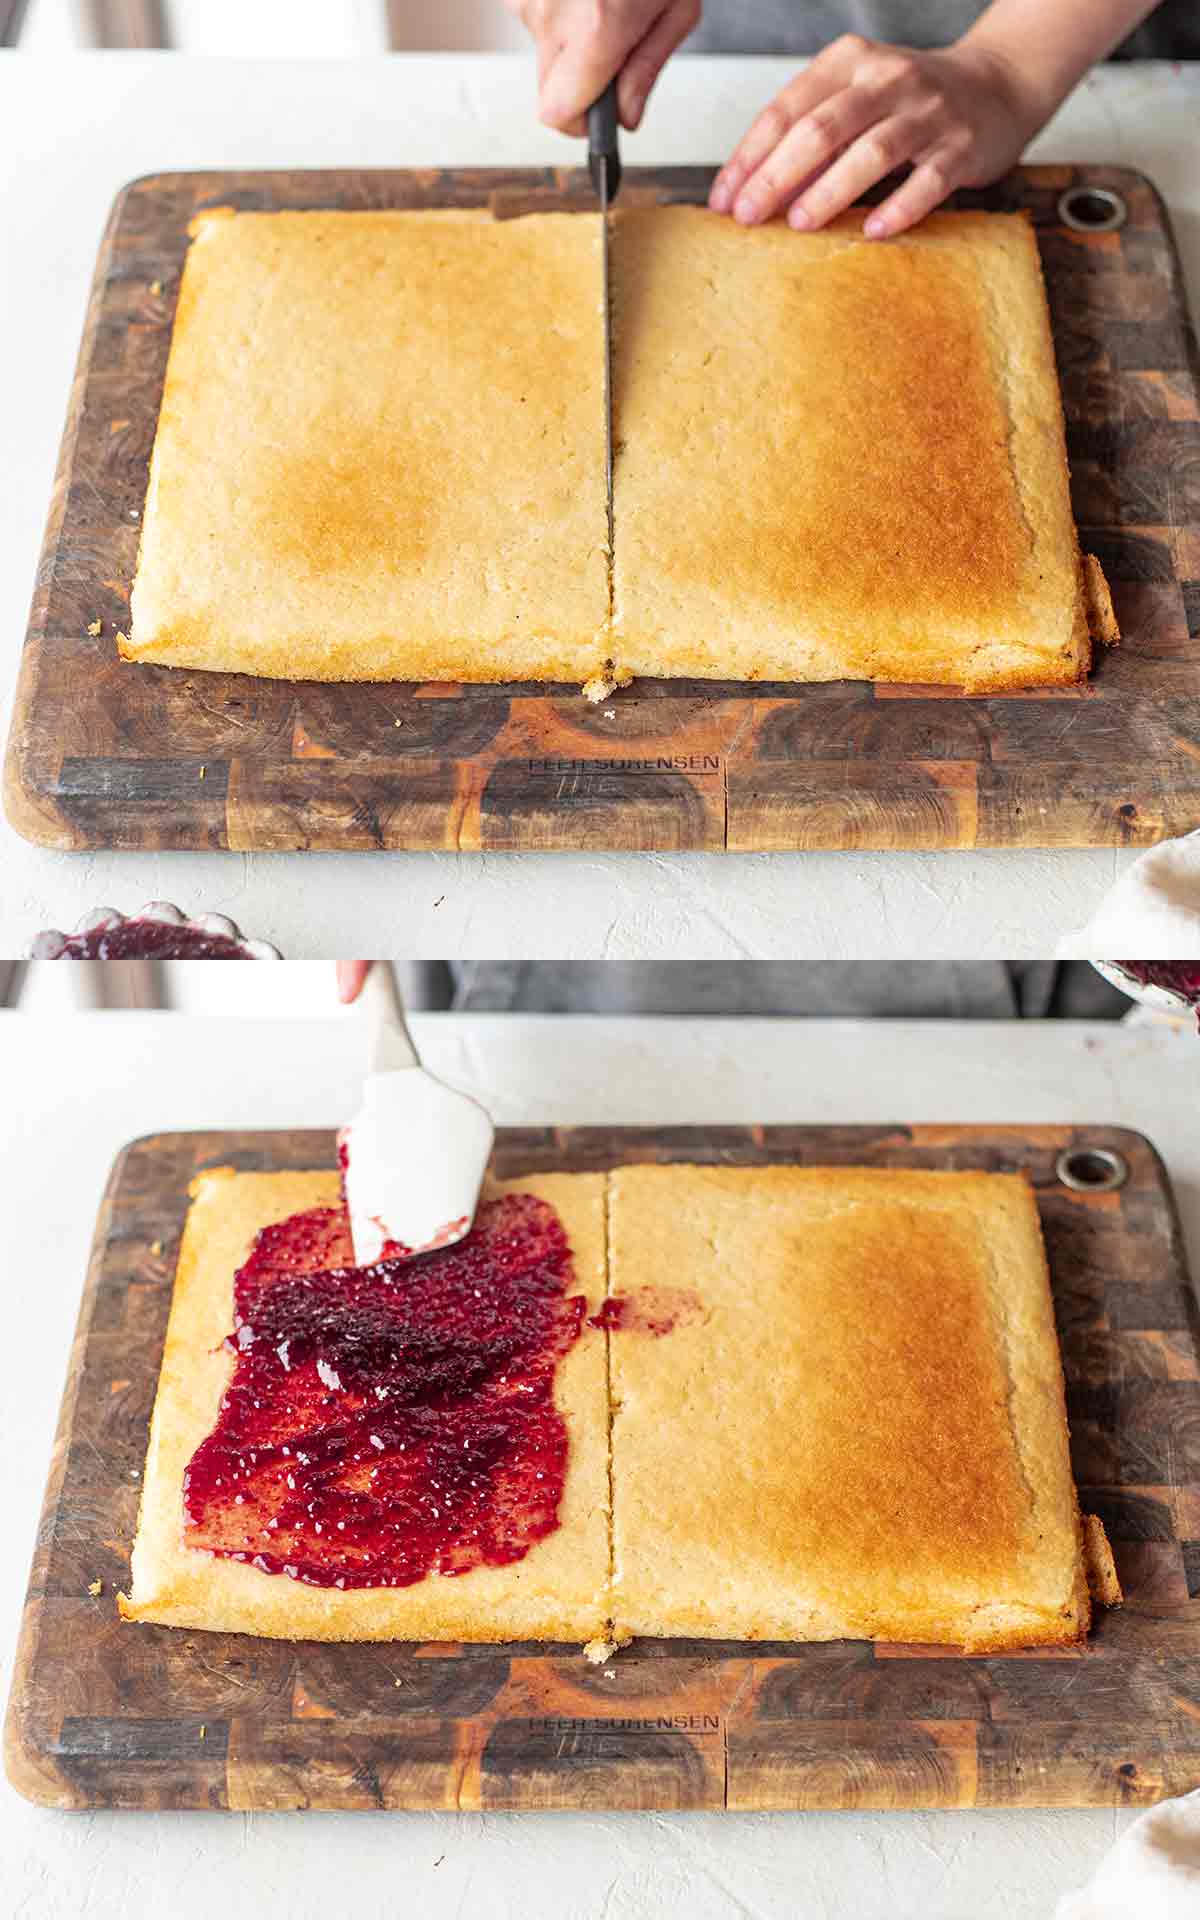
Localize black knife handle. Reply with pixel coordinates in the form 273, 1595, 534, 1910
587, 81, 622, 202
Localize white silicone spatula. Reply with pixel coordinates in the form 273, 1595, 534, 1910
341, 964, 494, 1266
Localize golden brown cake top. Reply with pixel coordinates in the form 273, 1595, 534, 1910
124, 203, 1101, 691
127, 209, 611, 684
611, 206, 1090, 690
607, 1164, 1088, 1648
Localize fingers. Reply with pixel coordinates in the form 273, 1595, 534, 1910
785, 113, 929, 230
862, 142, 968, 237
709, 36, 982, 237
709, 35, 865, 213
539, 5, 673, 135
538, 38, 591, 137
617, 0, 699, 130
336, 960, 372, 1005
729, 86, 906, 227
709, 83, 825, 215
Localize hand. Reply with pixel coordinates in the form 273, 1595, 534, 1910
336, 961, 372, 1004
709, 34, 1039, 239
503, 0, 699, 134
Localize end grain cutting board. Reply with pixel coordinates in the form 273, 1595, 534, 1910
4, 164, 1200, 855
7, 1123, 1200, 1813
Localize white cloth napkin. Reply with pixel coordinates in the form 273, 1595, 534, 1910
1059, 832, 1200, 957
1056, 1790, 1200, 1917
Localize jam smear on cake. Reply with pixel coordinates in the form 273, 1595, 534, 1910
589, 1286, 702, 1335
183, 1193, 586, 1589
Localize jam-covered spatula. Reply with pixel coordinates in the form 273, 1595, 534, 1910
342, 964, 494, 1266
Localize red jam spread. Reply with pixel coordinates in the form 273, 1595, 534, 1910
183, 1193, 585, 1589
51, 919, 250, 959
589, 1287, 702, 1335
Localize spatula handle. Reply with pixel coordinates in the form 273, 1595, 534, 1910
360, 962, 419, 1075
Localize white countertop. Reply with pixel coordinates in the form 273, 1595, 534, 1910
2, 1006, 1197, 1916
2, 52, 1199, 960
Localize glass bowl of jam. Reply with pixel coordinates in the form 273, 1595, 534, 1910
30, 902, 280, 961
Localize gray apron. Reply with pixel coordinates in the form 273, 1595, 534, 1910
440, 963, 1127, 1019
684, 2, 1198, 58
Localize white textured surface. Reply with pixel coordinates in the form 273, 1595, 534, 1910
2, 1008, 1198, 1914
2, 54, 1199, 959
20, 0, 525, 53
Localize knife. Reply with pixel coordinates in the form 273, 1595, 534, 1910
587, 81, 621, 562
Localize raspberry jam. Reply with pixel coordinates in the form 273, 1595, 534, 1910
183, 1193, 586, 1588
50, 919, 251, 959
589, 1287, 702, 1335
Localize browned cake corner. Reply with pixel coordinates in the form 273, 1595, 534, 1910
124, 209, 611, 683
1083, 1513, 1123, 1609
605, 1164, 1089, 1650
610, 205, 1091, 691
120, 1168, 611, 1642
1083, 552, 1121, 650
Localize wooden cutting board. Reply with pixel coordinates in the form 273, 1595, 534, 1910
7, 1122, 1200, 1813
4, 164, 1199, 855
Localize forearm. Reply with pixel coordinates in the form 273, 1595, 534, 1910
963, 0, 1161, 125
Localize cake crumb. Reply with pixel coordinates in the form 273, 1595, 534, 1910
87, 1580, 102, 1597
150, 1240, 163, 1256
149, 279, 163, 296
115, 631, 129, 648
87, 619, 102, 637
581, 665, 633, 704
583, 1635, 623, 1665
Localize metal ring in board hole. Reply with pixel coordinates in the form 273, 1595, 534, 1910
1058, 186, 1127, 233
1055, 1145, 1129, 1193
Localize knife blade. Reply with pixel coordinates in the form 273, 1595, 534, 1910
587, 82, 621, 566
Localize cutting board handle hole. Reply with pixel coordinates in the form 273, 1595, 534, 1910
1055, 1145, 1129, 1192
1058, 187, 1127, 233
